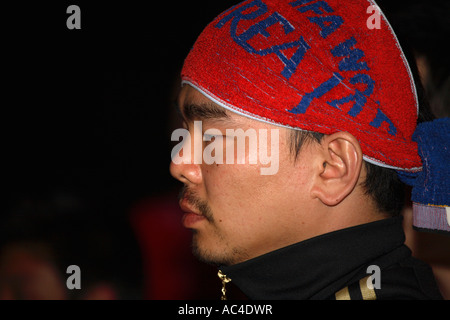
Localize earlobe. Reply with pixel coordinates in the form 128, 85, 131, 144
311, 132, 363, 206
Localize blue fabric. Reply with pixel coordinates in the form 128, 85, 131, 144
397, 118, 450, 207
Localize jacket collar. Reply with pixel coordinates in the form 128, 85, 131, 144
219, 217, 406, 299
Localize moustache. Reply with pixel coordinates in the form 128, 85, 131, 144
178, 185, 215, 223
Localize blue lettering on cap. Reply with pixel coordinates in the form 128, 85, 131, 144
328, 73, 375, 117
289, 0, 316, 8
288, 72, 344, 114
331, 37, 369, 71
308, 15, 343, 39
370, 109, 397, 135
215, 0, 268, 30
291, 0, 333, 15
214, 0, 398, 137
290, 0, 343, 39
236, 12, 311, 80
215, 0, 310, 80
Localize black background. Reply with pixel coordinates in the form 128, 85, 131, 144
2, 1, 243, 299
3, 1, 241, 220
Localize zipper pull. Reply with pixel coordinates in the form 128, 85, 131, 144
217, 270, 231, 300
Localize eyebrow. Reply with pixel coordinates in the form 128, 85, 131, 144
179, 101, 230, 123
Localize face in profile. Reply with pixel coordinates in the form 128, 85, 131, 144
170, 85, 320, 266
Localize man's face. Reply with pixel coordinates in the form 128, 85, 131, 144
170, 85, 318, 266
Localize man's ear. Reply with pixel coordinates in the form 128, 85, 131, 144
310, 131, 363, 206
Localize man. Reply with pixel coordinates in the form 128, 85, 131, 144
170, 0, 446, 299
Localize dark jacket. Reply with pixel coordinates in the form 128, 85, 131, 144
219, 217, 443, 299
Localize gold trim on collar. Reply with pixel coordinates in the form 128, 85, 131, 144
335, 276, 377, 300
335, 286, 351, 300
359, 276, 377, 300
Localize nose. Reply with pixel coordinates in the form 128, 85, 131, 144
169, 130, 202, 185
169, 159, 202, 186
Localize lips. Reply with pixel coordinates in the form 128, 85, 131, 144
179, 199, 206, 228
179, 199, 199, 215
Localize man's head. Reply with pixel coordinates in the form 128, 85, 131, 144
170, 0, 424, 265
171, 85, 384, 266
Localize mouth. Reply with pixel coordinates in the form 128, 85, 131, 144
179, 199, 206, 228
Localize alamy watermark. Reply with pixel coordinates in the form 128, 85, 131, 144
66, 5, 81, 30
367, 264, 381, 289
366, 4, 381, 30
171, 121, 280, 175
66, 265, 81, 290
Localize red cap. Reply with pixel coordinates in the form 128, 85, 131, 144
181, 0, 421, 171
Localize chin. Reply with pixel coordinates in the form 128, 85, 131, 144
191, 231, 249, 266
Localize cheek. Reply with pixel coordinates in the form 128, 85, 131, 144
202, 162, 260, 196
198, 156, 315, 257
201, 163, 264, 222
202, 164, 283, 225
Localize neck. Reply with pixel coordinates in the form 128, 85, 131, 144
301, 189, 386, 242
